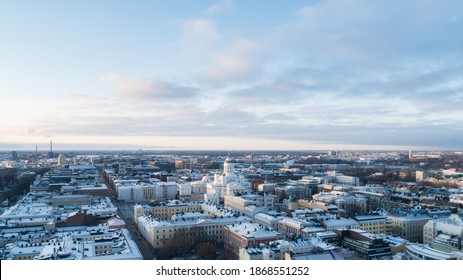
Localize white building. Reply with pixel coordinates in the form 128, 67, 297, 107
312, 191, 367, 215
137, 214, 248, 249
224, 193, 276, 214
4, 226, 142, 260
405, 243, 452, 260
117, 180, 177, 203
203, 158, 252, 201
423, 214, 463, 253
254, 212, 286, 229
239, 237, 335, 260
320, 217, 360, 231
449, 193, 463, 205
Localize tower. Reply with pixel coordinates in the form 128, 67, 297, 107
223, 158, 235, 175
48, 140, 54, 158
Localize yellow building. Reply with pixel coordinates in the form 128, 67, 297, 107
134, 201, 202, 223
354, 215, 391, 234
137, 214, 243, 249
387, 213, 431, 243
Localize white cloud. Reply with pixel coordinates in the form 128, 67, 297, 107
101, 73, 198, 101
204, 0, 234, 15
4, 1, 463, 150
176, 18, 220, 55
25, 125, 50, 138
196, 39, 263, 85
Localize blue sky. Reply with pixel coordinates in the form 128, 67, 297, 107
1, 0, 463, 151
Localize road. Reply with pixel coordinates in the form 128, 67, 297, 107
115, 200, 156, 260
100, 173, 156, 259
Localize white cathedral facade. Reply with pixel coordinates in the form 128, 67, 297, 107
203, 158, 252, 203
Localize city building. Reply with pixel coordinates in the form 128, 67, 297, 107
3, 226, 142, 260
224, 193, 275, 214
298, 199, 341, 214
312, 191, 367, 216
137, 214, 249, 249
117, 180, 177, 203
203, 158, 252, 201
253, 212, 286, 229
337, 229, 392, 259
423, 214, 463, 253
223, 222, 285, 257
239, 237, 335, 260
320, 217, 360, 231
277, 217, 325, 238
134, 201, 202, 222
354, 214, 391, 234
387, 212, 432, 243
405, 243, 452, 260
416, 170, 427, 183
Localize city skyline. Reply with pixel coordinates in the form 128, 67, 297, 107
1, 0, 463, 151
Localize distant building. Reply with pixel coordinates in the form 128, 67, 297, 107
253, 212, 286, 229
277, 217, 325, 238
449, 194, 463, 205
224, 193, 276, 214
387, 212, 432, 243
335, 174, 359, 186
320, 217, 360, 231
117, 181, 177, 203
354, 214, 391, 234
257, 183, 277, 193
57, 154, 67, 166
298, 199, 343, 215
51, 194, 91, 206
203, 158, 252, 201
137, 214, 246, 249
275, 185, 310, 200
416, 170, 427, 183
224, 222, 285, 257
312, 191, 367, 216
239, 237, 335, 260
405, 243, 452, 260
423, 214, 463, 253
175, 160, 186, 170
337, 229, 392, 260
3, 226, 142, 260
134, 201, 202, 222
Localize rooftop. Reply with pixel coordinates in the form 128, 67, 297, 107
226, 222, 284, 239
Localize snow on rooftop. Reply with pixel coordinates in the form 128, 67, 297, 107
406, 243, 451, 260
4, 227, 141, 260
322, 218, 359, 227
226, 222, 283, 239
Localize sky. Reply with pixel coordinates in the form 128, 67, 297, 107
1, 0, 463, 151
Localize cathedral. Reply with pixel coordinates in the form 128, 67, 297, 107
203, 157, 252, 203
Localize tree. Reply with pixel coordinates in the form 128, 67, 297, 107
158, 228, 197, 259
196, 242, 217, 260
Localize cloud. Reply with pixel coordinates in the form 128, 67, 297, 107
196, 39, 263, 85
25, 125, 50, 138
7, 1, 463, 150
101, 73, 198, 101
176, 18, 220, 55
9, 98, 463, 150
204, 0, 234, 15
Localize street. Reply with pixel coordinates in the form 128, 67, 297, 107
115, 200, 157, 260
